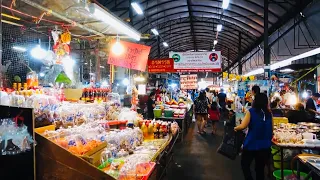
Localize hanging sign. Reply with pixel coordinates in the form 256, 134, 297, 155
180, 74, 198, 90
147, 58, 176, 73
108, 40, 151, 71
169, 51, 222, 72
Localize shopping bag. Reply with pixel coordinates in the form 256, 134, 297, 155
217, 125, 245, 160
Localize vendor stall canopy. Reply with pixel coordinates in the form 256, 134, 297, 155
100, 0, 312, 70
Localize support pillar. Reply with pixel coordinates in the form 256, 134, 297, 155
264, 0, 271, 79
227, 48, 230, 78
157, 36, 160, 58
238, 32, 242, 75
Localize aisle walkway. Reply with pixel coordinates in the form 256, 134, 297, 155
165, 122, 245, 180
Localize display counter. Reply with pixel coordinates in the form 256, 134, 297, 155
272, 122, 320, 179
296, 154, 320, 179
155, 104, 193, 142
34, 119, 178, 180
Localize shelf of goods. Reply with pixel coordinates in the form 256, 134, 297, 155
34, 118, 179, 180
272, 121, 320, 180
153, 100, 193, 142
0, 89, 179, 179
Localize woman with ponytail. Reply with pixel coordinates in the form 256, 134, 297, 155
234, 92, 273, 180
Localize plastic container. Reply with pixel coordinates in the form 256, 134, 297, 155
153, 109, 162, 118
273, 117, 288, 126
273, 170, 310, 180
271, 146, 289, 169
119, 162, 156, 180
26, 71, 39, 88
164, 110, 173, 117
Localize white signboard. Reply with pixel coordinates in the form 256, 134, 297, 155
169, 51, 222, 72
180, 74, 198, 90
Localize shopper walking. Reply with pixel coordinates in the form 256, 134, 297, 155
234, 93, 272, 180
208, 101, 220, 134
194, 90, 210, 135
217, 89, 227, 118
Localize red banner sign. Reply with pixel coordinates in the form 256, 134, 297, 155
147, 58, 176, 73
108, 40, 151, 71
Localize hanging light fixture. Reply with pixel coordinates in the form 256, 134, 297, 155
131, 2, 144, 15
217, 24, 223, 32
111, 36, 124, 55
222, 0, 230, 9
89, 3, 141, 41
151, 28, 159, 36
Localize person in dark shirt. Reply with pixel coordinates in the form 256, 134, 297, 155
147, 92, 156, 119
306, 93, 320, 121
287, 103, 308, 124
217, 89, 227, 109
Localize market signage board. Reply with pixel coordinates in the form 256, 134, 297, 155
108, 40, 151, 71
147, 58, 175, 73
169, 51, 222, 72
180, 74, 198, 90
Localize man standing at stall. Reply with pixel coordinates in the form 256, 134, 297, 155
147, 92, 156, 119
306, 92, 320, 122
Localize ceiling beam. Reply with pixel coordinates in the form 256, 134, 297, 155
187, 0, 197, 51
224, 0, 313, 72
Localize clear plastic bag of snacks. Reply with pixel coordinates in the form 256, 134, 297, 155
10, 94, 26, 107
107, 93, 120, 103
0, 118, 34, 155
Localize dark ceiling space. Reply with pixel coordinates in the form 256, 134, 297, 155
98, 0, 313, 70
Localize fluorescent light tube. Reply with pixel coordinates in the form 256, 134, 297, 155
243, 47, 320, 76
271, 47, 320, 70
89, 3, 141, 41
131, 2, 143, 15
280, 68, 294, 73
214, 40, 218, 45
12, 46, 27, 52
244, 68, 264, 76
163, 42, 169, 47
151, 28, 159, 36
222, 0, 230, 9
217, 24, 222, 32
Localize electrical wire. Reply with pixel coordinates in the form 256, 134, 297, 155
1, 5, 65, 25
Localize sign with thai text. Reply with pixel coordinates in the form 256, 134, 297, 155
108, 40, 151, 71
169, 51, 222, 72
180, 74, 198, 90
147, 58, 175, 73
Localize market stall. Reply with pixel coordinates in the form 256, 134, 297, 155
272, 122, 320, 179
0, 86, 180, 179
153, 99, 193, 142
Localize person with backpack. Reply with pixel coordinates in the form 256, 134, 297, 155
208, 101, 220, 134
194, 90, 210, 135
234, 93, 272, 180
